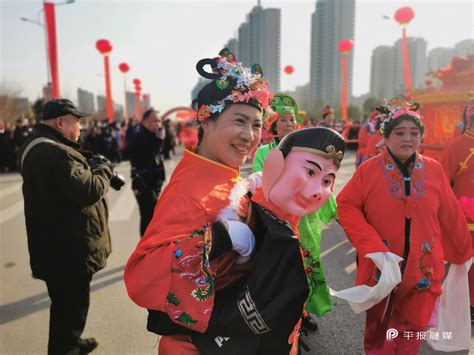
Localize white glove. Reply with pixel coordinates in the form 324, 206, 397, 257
226, 220, 256, 264
246, 172, 262, 194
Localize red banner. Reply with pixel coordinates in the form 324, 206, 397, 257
43, 2, 60, 98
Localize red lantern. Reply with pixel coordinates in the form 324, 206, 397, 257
142, 94, 149, 100
96, 39, 112, 55
283, 65, 294, 75
338, 39, 353, 53
119, 63, 130, 73
425, 79, 432, 86
394, 7, 414, 25
133, 78, 141, 86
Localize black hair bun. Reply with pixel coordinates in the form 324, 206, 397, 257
196, 58, 220, 80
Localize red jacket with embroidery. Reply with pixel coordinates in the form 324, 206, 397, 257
440, 131, 474, 242
336, 148, 471, 328
124, 149, 248, 333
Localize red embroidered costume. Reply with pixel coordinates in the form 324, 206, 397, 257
336, 147, 471, 352
440, 130, 474, 305
124, 149, 248, 350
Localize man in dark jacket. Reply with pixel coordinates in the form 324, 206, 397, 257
126, 108, 165, 236
19, 99, 113, 355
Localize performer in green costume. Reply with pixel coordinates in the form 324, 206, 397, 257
252, 94, 337, 327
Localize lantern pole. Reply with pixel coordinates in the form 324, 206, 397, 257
103, 54, 114, 122
401, 26, 413, 94
394, 7, 415, 95
338, 39, 353, 122
119, 63, 130, 124
123, 75, 128, 123
340, 54, 348, 121
95, 39, 114, 122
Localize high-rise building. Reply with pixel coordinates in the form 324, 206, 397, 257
455, 39, 474, 57
370, 46, 396, 100
126, 91, 136, 119
394, 37, 427, 92
427, 47, 455, 72
42, 82, 53, 102
15, 97, 30, 113
97, 95, 107, 113
142, 94, 151, 112
225, 38, 239, 58
310, 0, 356, 107
232, 3, 281, 92
77, 88, 95, 114
113, 103, 124, 122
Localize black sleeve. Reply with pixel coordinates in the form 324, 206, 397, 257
209, 221, 233, 260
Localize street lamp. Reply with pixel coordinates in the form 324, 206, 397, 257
19, 0, 75, 99
20, 17, 51, 86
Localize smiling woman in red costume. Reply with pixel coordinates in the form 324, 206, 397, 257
124, 49, 272, 354
336, 95, 471, 354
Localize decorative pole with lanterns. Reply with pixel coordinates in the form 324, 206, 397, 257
118, 62, 130, 123
133, 78, 142, 121
338, 39, 353, 121
394, 6, 415, 95
43, 2, 60, 98
96, 39, 114, 122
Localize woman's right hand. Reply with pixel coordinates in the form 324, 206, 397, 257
224, 220, 256, 264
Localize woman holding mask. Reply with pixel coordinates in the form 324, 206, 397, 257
336, 95, 471, 354
124, 49, 272, 354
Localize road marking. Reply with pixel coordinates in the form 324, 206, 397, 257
0, 199, 24, 224
345, 262, 357, 274
0, 182, 22, 200
320, 240, 348, 258
109, 181, 136, 221
346, 247, 355, 255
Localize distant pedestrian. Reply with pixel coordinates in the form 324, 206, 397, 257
126, 108, 165, 236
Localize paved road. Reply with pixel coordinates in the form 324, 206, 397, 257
0, 148, 471, 354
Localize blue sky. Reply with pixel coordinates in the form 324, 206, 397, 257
1, 0, 473, 111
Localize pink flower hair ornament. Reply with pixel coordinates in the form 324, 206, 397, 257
379, 94, 423, 134
193, 48, 274, 123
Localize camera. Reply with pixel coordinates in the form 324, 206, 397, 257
110, 171, 126, 191
88, 154, 126, 191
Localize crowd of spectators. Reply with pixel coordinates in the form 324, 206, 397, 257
0, 117, 182, 172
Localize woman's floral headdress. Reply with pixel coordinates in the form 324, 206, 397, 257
194, 48, 273, 123
264, 94, 300, 129
379, 94, 423, 133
